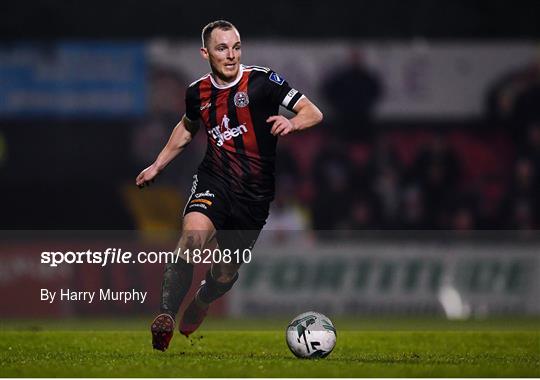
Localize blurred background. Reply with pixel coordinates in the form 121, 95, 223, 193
1, 0, 539, 320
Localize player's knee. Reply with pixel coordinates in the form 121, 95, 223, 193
213, 271, 237, 284
180, 232, 204, 251
211, 265, 238, 284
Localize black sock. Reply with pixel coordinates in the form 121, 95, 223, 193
160, 260, 193, 319
198, 269, 238, 304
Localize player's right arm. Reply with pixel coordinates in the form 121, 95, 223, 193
135, 116, 199, 188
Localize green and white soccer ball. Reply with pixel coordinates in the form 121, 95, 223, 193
285, 311, 337, 359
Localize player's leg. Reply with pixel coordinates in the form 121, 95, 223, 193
179, 260, 241, 337
160, 212, 216, 317
179, 221, 267, 337
179, 200, 270, 336
151, 211, 216, 351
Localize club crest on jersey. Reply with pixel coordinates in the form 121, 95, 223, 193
234, 91, 249, 108
269, 72, 285, 85
208, 114, 248, 147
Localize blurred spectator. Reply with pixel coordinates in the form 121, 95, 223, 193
132, 118, 170, 165
498, 157, 539, 229
363, 138, 403, 227
485, 57, 540, 144
262, 145, 312, 244
444, 191, 481, 230
149, 66, 188, 120
321, 48, 383, 142
450, 207, 476, 230
131, 65, 203, 188
398, 185, 428, 229
310, 135, 354, 230
408, 133, 461, 227
275, 144, 300, 180
348, 192, 381, 230
522, 123, 540, 169
264, 176, 311, 244
133, 65, 189, 165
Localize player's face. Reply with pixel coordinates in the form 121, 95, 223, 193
201, 28, 242, 85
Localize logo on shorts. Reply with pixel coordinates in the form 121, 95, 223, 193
208, 114, 248, 147
194, 190, 215, 198
234, 92, 249, 108
188, 203, 207, 210
190, 198, 212, 206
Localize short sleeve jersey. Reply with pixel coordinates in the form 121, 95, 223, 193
184, 64, 304, 201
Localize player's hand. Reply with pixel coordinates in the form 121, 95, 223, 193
136, 164, 160, 188
267, 115, 297, 136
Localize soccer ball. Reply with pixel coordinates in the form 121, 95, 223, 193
285, 311, 336, 359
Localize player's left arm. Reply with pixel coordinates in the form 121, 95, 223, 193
267, 96, 323, 136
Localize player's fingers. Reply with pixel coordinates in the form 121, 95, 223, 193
272, 123, 285, 136
267, 115, 279, 123
280, 127, 291, 136
137, 174, 151, 188
273, 123, 286, 136
136, 171, 148, 184
270, 121, 281, 135
280, 120, 295, 136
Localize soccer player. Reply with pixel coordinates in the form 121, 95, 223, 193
135, 20, 323, 351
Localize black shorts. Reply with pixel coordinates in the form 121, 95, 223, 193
183, 172, 270, 251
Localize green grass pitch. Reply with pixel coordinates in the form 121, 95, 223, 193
1, 318, 539, 377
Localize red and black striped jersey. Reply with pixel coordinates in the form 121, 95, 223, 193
185, 64, 304, 201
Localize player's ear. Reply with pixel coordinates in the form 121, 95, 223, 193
200, 47, 209, 61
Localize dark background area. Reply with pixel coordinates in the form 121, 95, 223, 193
1, 0, 539, 39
